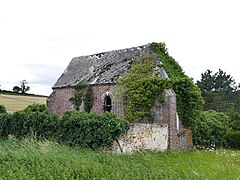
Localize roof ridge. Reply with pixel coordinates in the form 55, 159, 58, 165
73, 44, 150, 59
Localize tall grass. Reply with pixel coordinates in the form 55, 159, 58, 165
0, 138, 239, 179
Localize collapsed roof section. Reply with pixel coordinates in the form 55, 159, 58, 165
53, 44, 168, 88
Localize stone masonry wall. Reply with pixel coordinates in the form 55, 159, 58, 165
177, 129, 193, 150
112, 123, 168, 153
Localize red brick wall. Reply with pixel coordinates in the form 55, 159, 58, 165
47, 85, 192, 150
161, 89, 178, 149
91, 84, 124, 117
47, 87, 75, 116
47, 84, 124, 117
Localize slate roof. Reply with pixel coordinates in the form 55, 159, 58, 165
53, 44, 168, 88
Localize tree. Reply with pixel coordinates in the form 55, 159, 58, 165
13, 86, 21, 93
13, 80, 30, 94
196, 69, 239, 112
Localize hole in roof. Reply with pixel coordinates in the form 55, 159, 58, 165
94, 53, 105, 59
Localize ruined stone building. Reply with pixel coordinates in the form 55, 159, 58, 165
47, 44, 192, 152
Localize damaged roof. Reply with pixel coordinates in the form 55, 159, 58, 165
53, 44, 168, 88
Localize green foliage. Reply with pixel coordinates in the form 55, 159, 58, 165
192, 110, 231, 148
226, 131, 240, 149
196, 69, 240, 149
72, 81, 88, 110
150, 42, 185, 78
58, 111, 129, 149
117, 42, 203, 126
0, 139, 240, 179
150, 42, 203, 127
0, 108, 129, 149
72, 81, 93, 112
2, 111, 58, 139
13, 86, 21, 93
225, 110, 240, 131
84, 85, 94, 113
172, 77, 203, 127
0, 113, 12, 137
0, 105, 7, 114
117, 53, 169, 122
13, 80, 30, 94
23, 104, 48, 113
196, 69, 239, 112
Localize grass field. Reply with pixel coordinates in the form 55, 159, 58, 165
0, 138, 239, 179
0, 93, 46, 113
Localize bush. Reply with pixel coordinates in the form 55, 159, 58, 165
192, 110, 231, 148
226, 110, 240, 131
0, 107, 130, 149
24, 111, 59, 139
58, 111, 130, 149
0, 113, 12, 137
0, 105, 7, 114
226, 131, 240, 149
0, 110, 59, 140
23, 104, 48, 113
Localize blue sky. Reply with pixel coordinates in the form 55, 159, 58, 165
0, 0, 239, 95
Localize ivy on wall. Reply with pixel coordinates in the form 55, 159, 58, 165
71, 81, 93, 112
117, 43, 203, 127
150, 42, 204, 127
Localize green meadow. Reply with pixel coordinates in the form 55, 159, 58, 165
0, 93, 46, 113
0, 138, 239, 179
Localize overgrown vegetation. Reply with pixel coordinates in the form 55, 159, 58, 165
117, 42, 203, 127
58, 111, 129, 149
71, 81, 93, 112
0, 108, 58, 140
150, 43, 204, 127
196, 69, 240, 149
0, 104, 129, 149
0, 138, 239, 179
192, 110, 231, 147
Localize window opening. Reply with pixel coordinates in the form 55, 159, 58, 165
104, 95, 112, 112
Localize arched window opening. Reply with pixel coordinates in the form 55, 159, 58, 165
104, 95, 112, 112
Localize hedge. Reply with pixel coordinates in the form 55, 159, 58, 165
0, 105, 129, 149
57, 111, 129, 149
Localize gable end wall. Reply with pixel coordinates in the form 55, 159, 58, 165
47, 87, 75, 116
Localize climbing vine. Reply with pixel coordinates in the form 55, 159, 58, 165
71, 81, 93, 112
150, 42, 204, 127
84, 85, 94, 113
117, 43, 203, 127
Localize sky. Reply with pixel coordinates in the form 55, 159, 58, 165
0, 0, 239, 96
